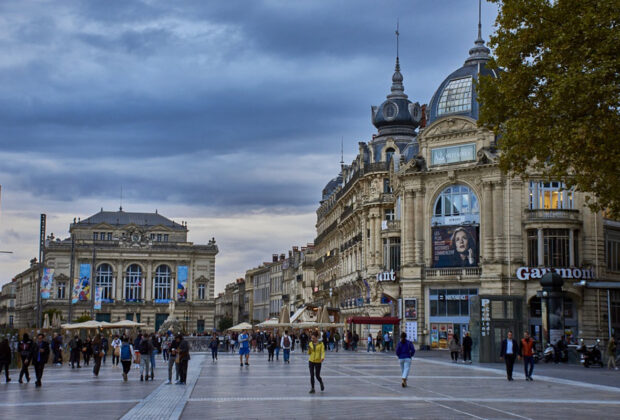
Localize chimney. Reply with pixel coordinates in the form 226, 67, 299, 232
272, 254, 278, 263
293, 246, 299, 252
280, 254, 285, 261
288, 250, 292, 258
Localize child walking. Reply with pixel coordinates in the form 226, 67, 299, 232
308, 332, 325, 394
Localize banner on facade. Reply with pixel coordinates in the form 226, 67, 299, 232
94, 287, 102, 310
405, 321, 418, 342
40, 268, 54, 299
177, 265, 188, 302
404, 298, 417, 320
432, 225, 479, 268
72, 263, 91, 303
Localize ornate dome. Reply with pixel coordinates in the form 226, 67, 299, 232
371, 57, 422, 136
427, 22, 498, 124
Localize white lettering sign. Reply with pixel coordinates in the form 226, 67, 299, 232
515, 267, 595, 281
376, 270, 397, 282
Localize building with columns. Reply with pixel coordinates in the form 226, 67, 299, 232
310, 25, 620, 348
13, 209, 218, 333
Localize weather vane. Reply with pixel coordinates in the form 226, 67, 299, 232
395, 18, 400, 59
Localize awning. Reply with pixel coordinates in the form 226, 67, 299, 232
347, 316, 400, 325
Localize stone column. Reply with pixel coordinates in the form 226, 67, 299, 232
369, 215, 376, 266
493, 181, 504, 262
414, 190, 424, 264
375, 211, 382, 268
537, 228, 544, 266
569, 229, 575, 266
117, 260, 124, 301
403, 190, 415, 266
145, 262, 153, 302
483, 182, 494, 263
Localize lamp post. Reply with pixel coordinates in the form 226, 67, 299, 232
540, 272, 564, 348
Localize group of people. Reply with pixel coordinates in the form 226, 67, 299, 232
447, 331, 473, 363
1, 333, 51, 387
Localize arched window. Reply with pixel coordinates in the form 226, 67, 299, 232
385, 147, 395, 163
124, 264, 142, 302
432, 185, 480, 225
96, 263, 114, 301
153, 265, 171, 302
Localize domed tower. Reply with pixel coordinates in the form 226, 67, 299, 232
427, 3, 498, 124
371, 57, 422, 137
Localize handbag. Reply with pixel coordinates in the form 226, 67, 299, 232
175, 353, 180, 363
114, 347, 121, 357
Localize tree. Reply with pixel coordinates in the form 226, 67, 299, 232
478, 0, 620, 217
218, 316, 233, 332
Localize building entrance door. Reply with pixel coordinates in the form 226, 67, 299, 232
155, 313, 168, 332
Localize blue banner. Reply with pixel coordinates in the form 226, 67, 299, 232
177, 266, 188, 302
41, 268, 54, 299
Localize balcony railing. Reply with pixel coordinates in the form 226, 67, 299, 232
381, 220, 401, 231
525, 209, 580, 221
425, 267, 482, 278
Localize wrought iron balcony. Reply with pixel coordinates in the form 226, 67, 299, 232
524, 209, 580, 222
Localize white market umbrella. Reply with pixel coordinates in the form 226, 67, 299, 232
228, 322, 253, 331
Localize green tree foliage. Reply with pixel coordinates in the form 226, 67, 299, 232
478, 0, 620, 216
218, 316, 233, 332
75, 314, 93, 323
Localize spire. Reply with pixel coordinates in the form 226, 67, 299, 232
464, 0, 490, 65
388, 20, 407, 100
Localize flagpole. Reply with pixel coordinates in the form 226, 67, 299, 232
37, 214, 46, 329
90, 246, 96, 319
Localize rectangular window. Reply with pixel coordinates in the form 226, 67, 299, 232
543, 229, 571, 267
606, 231, 620, 271
198, 284, 206, 300
107, 232, 112, 241
431, 143, 476, 165
430, 300, 438, 316
437, 76, 472, 115
447, 300, 460, 316
385, 209, 395, 221
383, 178, 392, 193
529, 181, 574, 209
163, 234, 169, 242
157, 234, 162, 242
527, 229, 539, 266
57, 282, 66, 299
150, 234, 155, 240
93, 232, 98, 240
9, 315, 14, 326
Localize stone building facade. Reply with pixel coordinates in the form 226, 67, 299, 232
13, 209, 218, 333
0, 280, 16, 328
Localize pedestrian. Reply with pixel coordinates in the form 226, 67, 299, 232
82, 337, 92, 366
111, 335, 122, 366
449, 334, 460, 363
267, 335, 276, 361
395, 332, 416, 387
308, 331, 325, 394
32, 333, 50, 387
352, 332, 359, 351
150, 333, 158, 380
290, 332, 297, 352
177, 334, 190, 385
375, 332, 382, 352
119, 336, 133, 382
333, 331, 340, 352
209, 334, 219, 362
167, 334, 180, 384
281, 331, 292, 364
383, 331, 390, 352
521, 331, 535, 381
274, 333, 281, 360
69, 335, 82, 368
0, 337, 11, 383
607, 337, 618, 370
139, 334, 153, 381
18, 333, 33, 383
500, 331, 520, 381
367, 334, 375, 352
92, 334, 103, 377
238, 329, 250, 366
462, 331, 473, 364
300, 331, 309, 352
101, 335, 109, 365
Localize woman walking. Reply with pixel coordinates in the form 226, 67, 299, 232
209, 334, 219, 362
92, 335, 103, 377
0, 337, 11, 383
119, 336, 134, 382
448, 334, 460, 363
18, 333, 33, 383
608, 337, 618, 370
396, 332, 416, 387
307, 332, 325, 394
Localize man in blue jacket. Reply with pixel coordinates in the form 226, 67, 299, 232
500, 331, 520, 381
32, 333, 50, 387
395, 332, 416, 387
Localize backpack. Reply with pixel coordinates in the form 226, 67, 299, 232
120, 343, 131, 360
283, 336, 290, 347
139, 339, 150, 355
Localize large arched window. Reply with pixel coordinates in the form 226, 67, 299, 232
153, 264, 171, 302
432, 184, 480, 225
96, 263, 114, 301
385, 147, 395, 163
124, 264, 142, 302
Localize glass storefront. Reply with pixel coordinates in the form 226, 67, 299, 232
429, 288, 478, 349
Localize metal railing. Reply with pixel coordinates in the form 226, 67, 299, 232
424, 267, 482, 277
524, 209, 580, 221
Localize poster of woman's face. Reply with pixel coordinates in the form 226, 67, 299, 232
432, 225, 479, 268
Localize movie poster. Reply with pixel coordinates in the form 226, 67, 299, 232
432, 225, 479, 268
40, 268, 54, 299
72, 263, 91, 303
177, 265, 188, 302
404, 298, 417, 320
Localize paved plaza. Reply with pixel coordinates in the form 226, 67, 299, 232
1, 350, 619, 419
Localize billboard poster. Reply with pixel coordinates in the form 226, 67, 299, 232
177, 265, 188, 302
432, 225, 479, 268
405, 321, 418, 343
40, 268, 54, 299
404, 298, 417, 320
94, 287, 102, 310
72, 263, 91, 303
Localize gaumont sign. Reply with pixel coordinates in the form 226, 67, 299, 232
376, 270, 397, 282
516, 267, 595, 281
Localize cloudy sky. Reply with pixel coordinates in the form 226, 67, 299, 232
0, 0, 498, 293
